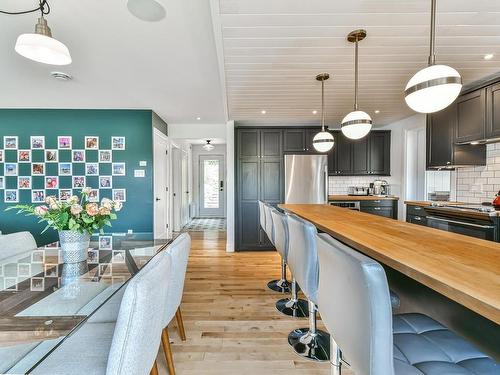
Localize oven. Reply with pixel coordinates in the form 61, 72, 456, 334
426, 215, 498, 242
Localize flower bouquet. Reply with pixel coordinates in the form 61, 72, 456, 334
7, 187, 122, 263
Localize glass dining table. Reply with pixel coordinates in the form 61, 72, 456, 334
0, 232, 170, 374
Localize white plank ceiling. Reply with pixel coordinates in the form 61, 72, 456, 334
213, 0, 500, 126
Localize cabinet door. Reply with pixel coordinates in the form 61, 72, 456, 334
455, 89, 486, 143
238, 129, 260, 157
336, 133, 352, 174
486, 83, 500, 139
261, 159, 282, 202
328, 131, 338, 175
237, 159, 261, 249
352, 137, 369, 175
369, 131, 391, 175
284, 129, 306, 152
427, 104, 455, 168
261, 129, 282, 157
361, 206, 393, 218
407, 214, 427, 226
305, 128, 321, 152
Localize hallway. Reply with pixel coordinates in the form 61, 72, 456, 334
156, 231, 336, 375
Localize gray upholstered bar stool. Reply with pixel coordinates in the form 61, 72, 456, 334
271, 208, 308, 318
286, 214, 329, 362
316, 233, 499, 375
263, 203, 291, 293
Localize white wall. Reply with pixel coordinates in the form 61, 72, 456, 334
168, 123, 227, 139
191, 144, 227, 217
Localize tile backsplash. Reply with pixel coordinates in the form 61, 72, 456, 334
328, 176, 378, 195
456, 143, 500, 204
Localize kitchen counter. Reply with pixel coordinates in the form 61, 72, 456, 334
404, 200, 465, 207
329, 195, 399, 201
279, 204, 500, 324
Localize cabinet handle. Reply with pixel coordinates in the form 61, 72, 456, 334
414, 206, 421, 210
414, 216, 422, 221
374, 207, 381, 210
374, 200, 381, 203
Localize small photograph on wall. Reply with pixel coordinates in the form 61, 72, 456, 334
112, 163, 126, 176
18, 176, 31, 190
72, 150, 85, 163
5, 189, 19, 203
88, 249, 99, 264
18, 150, 31, 163
111, 136, 126, 150
99, 176, 112, 189
45, 176, 59, 189
58, 163, 72, 176
58, 136, 72, 149
5, 163, 18, 176
32, 190, 45, 203
0, 177, 4, 189
0, 150, 3, 162
112, 189, 126, 202
99, 150, 112, 163
59, 189, 72, 202
85, 136, 99, 150
72, 176, 85, 188
99, 236, 113, 250
4, 136, 18, 150
31, 136, 45, 149
30, 277, 45, 292
88, 189, 99, 202
32, 163, 45, 176
45, 150, 58, 163
85, 163, 99, 176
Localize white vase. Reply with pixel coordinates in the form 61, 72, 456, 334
58, 231, 90, 263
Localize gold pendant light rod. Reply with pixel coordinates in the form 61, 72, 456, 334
428, 0, 437, 65
347, 30, 366, 111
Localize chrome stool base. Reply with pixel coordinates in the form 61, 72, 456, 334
288, 328, 330, 362
276, 297, 309, 318
267, 279, 291, 293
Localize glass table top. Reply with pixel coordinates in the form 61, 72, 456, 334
0, 233, 170, 374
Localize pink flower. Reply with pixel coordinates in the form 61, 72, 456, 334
86, 203, 99, 216
101, 198, 113, 210
34, 206, 49, 216
99, 207, 111, 216
70, 204, 83, 215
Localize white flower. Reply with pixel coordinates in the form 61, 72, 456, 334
34, 206, 49, 216
82, 187, 92, 195
68, 195, 79, 205
101, 198, 113, 210
70, 204, 83, 215
45, 196, 57, 205
113, 201, 123, 212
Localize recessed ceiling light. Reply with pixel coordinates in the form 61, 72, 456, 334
261, 110, 266, 114
484, 53, 494, 60
50, 71, 72, 81
312, 110, 318, 115
374, 110, 380, 114
196, 117, 201, 121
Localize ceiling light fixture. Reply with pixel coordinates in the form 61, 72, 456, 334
341, 30, 372, 140
127, 0, 166, 22
261, 110, 266, 114
312, 73, 334, 153
196, 117, 201, 121
2, 1, 72, 66
203, 140, 214, 151
312, 110, 318, 115
374, 110, 380, 114
484, 54, 494, 60
50, 71, 72, 81
404, 0, 462, 113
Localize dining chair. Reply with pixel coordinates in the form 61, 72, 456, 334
31, 238, 173, 375
0, 231, 37, 260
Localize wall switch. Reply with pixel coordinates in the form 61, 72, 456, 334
139, 161, 147, 167
134, 169, 145, 177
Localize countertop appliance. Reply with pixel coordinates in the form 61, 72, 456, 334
424, 203, 499, 241
348, 186, 370, 196
329, 201, 360, 211
285, 154, 328, 204
373, 179, 390, 196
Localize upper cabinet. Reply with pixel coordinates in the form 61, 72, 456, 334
455, 88, 486, 143
369, 131, 391, 175
283, 129, 306, 152
486, 83, 500, 139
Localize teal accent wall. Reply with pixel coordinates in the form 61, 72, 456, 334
0, 109, 156, 246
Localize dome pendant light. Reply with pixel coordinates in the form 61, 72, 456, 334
15, 15, 71, 66
203, 140, 215, 151
312, 73, 335, 153
404, 0, 462, 113
341, 30, 372, 140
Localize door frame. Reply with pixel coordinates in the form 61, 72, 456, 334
153, 128, 170, 239
198, 154, 225, 218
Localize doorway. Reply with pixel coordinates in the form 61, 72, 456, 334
153, 129, 169, 239
199, 154, 225, 217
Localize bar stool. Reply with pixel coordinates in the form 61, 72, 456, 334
263, 203, 291, 293
316, 233, 499, 375
286, 214, 329, 362
271, 209, 308, 318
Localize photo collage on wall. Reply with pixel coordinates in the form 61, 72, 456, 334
0, 136, 127, 204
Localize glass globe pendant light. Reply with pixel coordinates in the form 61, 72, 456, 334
341, 30, 372, 140
312, 73, 335, 153
15, 15, 71, 66
404, 0, 462, 113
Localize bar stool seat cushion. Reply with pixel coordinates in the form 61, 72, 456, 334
393, 313, 498, 375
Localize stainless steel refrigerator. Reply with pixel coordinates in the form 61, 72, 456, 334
284, 154, 328, 204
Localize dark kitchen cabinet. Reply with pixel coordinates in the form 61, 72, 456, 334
329, 131, 353, 175
455, 89, 486, 144
352, 137, 369, 174
369, 131, 391, 175
305, 128, 321, 152
236, 128, 283, 250
486, 83, 500, 139
284, 129, 305, 152
360, 199, 397, 219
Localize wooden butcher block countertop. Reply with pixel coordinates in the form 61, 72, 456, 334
329, 195, 399, 201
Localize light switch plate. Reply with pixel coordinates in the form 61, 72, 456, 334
134, 170, 145, 177
139, 161, 147, 167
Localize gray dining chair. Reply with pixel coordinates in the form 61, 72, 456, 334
31, 237, 173, 375
0, 231, 37, 260
316, 233, 499, 375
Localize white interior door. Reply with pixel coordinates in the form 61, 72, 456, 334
199, 154, 225, 217
181, 150, 189, 226
153, 130, 169, 239
172, 147, 182, 231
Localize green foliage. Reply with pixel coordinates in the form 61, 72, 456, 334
5, 189, 123, 235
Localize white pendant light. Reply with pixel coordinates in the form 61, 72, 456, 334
15, 16, 71, 66
203, 140, 215, 151
404, 0, 462, 113
312, 73, 334, 153
341, 30, 372, 140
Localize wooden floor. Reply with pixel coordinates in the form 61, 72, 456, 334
154, 230, 338, 375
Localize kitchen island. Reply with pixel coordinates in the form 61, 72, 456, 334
328, 195, 399, 219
